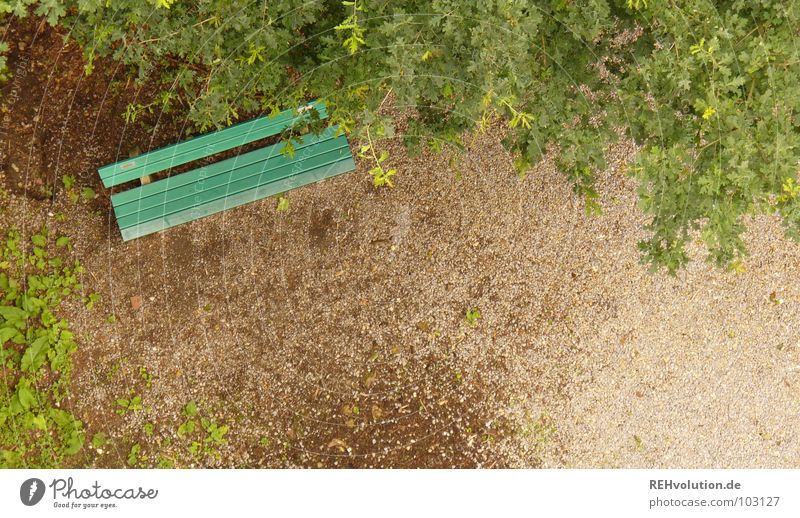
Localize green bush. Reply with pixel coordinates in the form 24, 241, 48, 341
2, 0, 799, 272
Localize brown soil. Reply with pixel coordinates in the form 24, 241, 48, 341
0, 16, 190, 201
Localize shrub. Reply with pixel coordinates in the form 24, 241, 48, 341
1, 0, 798, 272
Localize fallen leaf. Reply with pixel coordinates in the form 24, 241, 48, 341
130, 295, 143, 311
327, 438, 348, 451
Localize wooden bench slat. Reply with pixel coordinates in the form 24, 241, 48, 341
110, 125, 339, 207
112, 139, 348, 219
98, 100, 327, 187
117, 155, 356, 241
113, 135, 352, 231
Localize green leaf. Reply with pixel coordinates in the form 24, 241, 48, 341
17, 386, 37, 410
63, 431, 84, 455
62, 175, 75, 190
127, 444, 140, 466
280, 140, 295, 158
31, 414, 48, 431
177, 419, 196, 438
0, 327, 17, 344
183, 400, 198, 417
21, 335, 50, 372
465, 308, 481, 326
92, 432, 108, 448
276, 196, 290, 212
0, 0, 794, 279
0, 226, 85, 465
81, 187, 96, 201
85, 293, 101, 310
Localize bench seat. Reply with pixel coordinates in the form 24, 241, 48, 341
111, 126, 354, 241
96, 101, 356, 241
98, 100, 328, 188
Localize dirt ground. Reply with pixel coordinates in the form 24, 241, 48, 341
2, 19, 799, 469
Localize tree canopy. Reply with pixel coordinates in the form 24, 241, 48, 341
2, 0, 799, 273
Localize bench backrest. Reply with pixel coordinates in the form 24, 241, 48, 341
98, 100, 327, 188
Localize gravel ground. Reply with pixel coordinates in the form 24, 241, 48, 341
550, 164, 800, 468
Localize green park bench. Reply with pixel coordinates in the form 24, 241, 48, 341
97, 100, 356, 241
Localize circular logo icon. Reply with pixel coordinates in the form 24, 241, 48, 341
20, 478, 45, 506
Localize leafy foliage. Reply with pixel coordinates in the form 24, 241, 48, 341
0, 41, 9, 82
2, 1, 799, 272
0, 226, 85, 467
176, 400, 229, 461
115, 393, 143, 415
